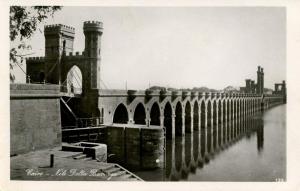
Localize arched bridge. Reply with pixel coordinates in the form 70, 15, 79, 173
98, 89, 284, 139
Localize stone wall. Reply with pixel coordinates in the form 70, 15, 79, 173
106, 124, 165, 170
10, 84, 62, 155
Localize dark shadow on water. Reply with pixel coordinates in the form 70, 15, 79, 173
131, 109, 276, 181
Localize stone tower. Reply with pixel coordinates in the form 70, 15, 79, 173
83, 21, 103, 90
256, 66, 264, 94
44, 24, 75, 84
261, 68, 264, 94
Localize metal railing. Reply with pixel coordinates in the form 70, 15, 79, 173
76, 117, 103, 128
60, 85, 82, 95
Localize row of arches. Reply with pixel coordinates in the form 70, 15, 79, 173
112, 97, 283, 139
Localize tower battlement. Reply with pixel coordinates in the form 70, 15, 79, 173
83, 21, 103, 33
67, 51, 85, 56
26, 57, 45, 61
44, 24, 75, 36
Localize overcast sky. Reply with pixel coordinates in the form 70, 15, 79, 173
12, 7, 286, 90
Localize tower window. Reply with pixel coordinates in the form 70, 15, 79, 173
63, 40, 66, 51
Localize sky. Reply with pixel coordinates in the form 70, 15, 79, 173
11, 6, 286, 90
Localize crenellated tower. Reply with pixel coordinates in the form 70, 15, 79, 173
83, 21, 103, 90
44, 24, 75, 84
256, 66, 264, 94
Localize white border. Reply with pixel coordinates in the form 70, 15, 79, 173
1, 1, 300, 191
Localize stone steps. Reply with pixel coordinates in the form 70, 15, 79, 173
69, 152, 142, 181
73, 153, 87, 160
82, 157, 93, 161
106, 167, 120, 174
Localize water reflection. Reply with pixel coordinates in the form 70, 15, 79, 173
164, 114, 264, 181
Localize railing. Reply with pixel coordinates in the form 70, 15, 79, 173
62, 126, 107, 143
60, 85, 82, 95
62, 117, 103, 129
76, 117, 103, 128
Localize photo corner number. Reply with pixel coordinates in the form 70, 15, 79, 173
275, 178, 285, 182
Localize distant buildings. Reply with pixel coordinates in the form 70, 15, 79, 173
240, 66, 264, 94
273, 80, 286, 103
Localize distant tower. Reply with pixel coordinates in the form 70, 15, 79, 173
251, 80, 255, 93
83, 21, 103, 90
261, 68, 264, 94
257, 66, 261, 94
256, 66, 264, 94
245, 79, 251, 93
282, 80, 286, 103
44, 24, 75, 84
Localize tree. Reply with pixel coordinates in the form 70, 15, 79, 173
10, 6, 62, 82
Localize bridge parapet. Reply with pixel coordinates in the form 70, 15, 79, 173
191, 91, 199, 99
159, 89, 171, 102
205, 92, 211, 99
182, 91, 191, 100
145, 89, 160, 102
127, 90, 138, 103
172, 91, 182, 101
211, 92, 217, 99
198, 92, 205, 100
98, 89, 128, 96
220, 93, 225, 98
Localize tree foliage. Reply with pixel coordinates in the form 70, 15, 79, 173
10, 6, 61, 82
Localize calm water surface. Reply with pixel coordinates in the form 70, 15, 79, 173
135, 104, 286, 181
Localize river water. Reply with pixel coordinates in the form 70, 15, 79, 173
135, 104, 286, 181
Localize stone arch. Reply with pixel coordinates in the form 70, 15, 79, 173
218, 99, 222, 124
164, 102, 173, 139
175, 102, 183, 136
241, 99, 245, 116
207, 100, 212, 127
200, 100, 206, 130
212, 100, 217, 149
185, 101, 192, 133
246, 99, 250, 115
227, 99, 231, 122
193, 101, 199, 131
65, 65, 82, 94
113, 103, 129, 124
150, 102, 160, 126
222, 99, 227, 143
230, 99, 234, 121
213, 100, 217, 126
200, 100, 206, 156
217, 99, 222, 147
134, 103, 146, 125
236, 99, 239, 117
251, 99, 254, 115
207, 100, 212, 153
